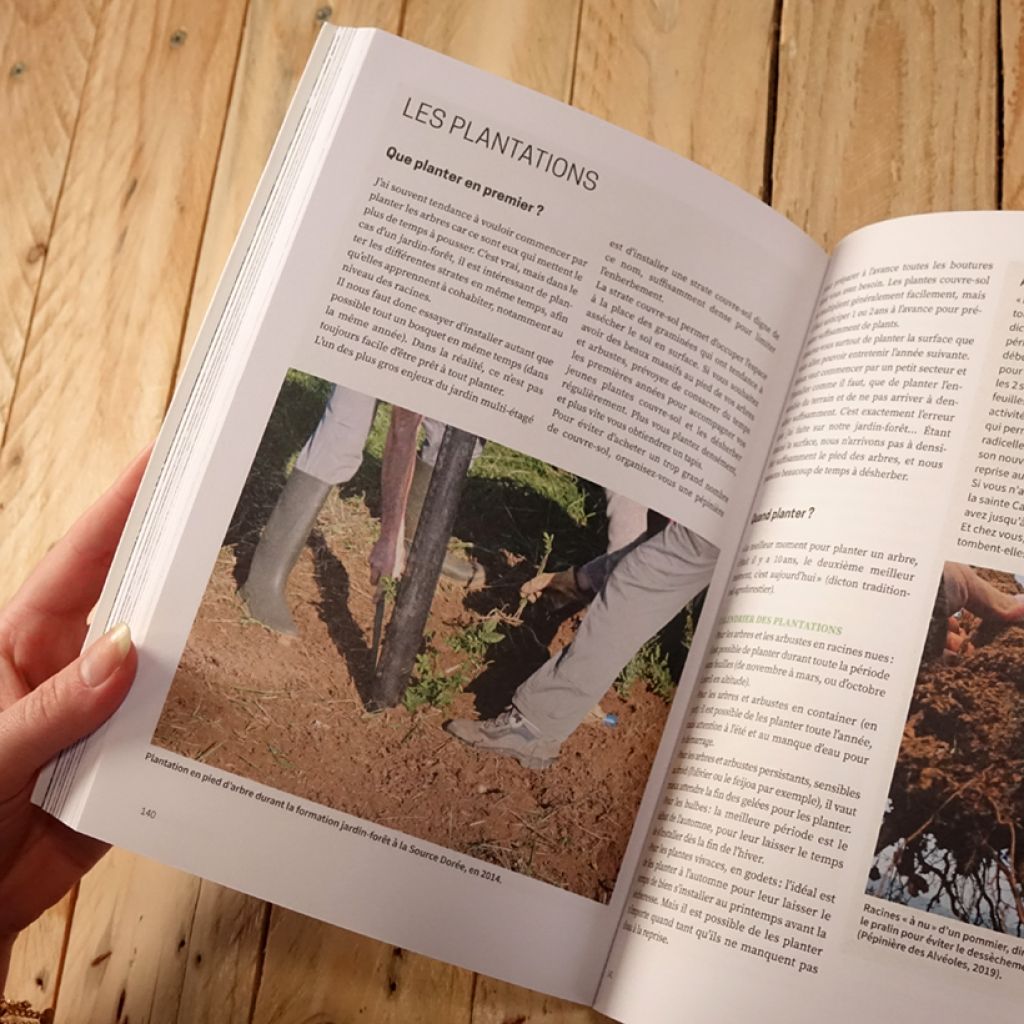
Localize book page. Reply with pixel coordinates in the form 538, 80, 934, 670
38, 30, 825, 1006
599, 211, 1024, 1022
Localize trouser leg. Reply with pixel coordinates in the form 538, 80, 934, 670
513, 523, 718, 742
604, 489, 648, 553
294, 384, 377, 484
577, 533, 646, 593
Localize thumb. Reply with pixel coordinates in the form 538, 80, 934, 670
0, 623, 136, 793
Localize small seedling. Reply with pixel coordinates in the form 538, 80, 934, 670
615, 638, 675, 702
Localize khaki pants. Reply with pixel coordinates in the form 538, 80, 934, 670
513, 523, 718, 742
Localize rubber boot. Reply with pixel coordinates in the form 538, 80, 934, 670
240, 468, 332, 635
405, 458, 483, 585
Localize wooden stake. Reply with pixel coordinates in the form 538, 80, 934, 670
370, 425, 477, 708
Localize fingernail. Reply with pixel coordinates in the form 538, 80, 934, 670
80, 623, 132, 688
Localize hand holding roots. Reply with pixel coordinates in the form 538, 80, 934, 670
518, 568, 585, 612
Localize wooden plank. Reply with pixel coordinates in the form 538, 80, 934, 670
471, 975, 613, 1024
773, 0, 997, 248
0, 0, 248, 606
4, 895, 73, 1015
572, 0, 777, 194
1002, 0, 1024, 208
4, 0, 247, 1013
0, 14, 101, 1005
0, 0, 103, 438
175, 886, 268, 1024
56, 858, 264, 1024
402, 0, 581, 100
179, 0, 404, 364
55, 851, 201, 1023
251, 912, 473, 1024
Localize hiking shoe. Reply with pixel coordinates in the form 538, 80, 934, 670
444, 707, 561, 770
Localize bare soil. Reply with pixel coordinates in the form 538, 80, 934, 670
153, 489, 670, 902
872, 568, 1024, 927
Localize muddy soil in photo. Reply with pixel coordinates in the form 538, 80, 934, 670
871, 568, 1024, 931
154, 478, 675, 903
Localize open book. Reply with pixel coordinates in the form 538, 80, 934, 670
34, 26, 1024, 1021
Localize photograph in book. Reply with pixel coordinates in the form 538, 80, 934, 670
867, 560, 1024, 933
151, 369, 718, 901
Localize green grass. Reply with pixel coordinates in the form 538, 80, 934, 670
615, 638, 675, 702
469, 444, 593, 528
403, 618, 506, 712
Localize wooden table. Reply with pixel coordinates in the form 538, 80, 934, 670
1, 1, 1011, 1020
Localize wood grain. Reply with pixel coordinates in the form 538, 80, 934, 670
773, 0, 998, 248
55, 851, 201, 1023
0, 0, 248, 606
1002, 0, 1024, 207
252, 913, 474, 1023
573, 0, 777, 194
471, 974, 614, 1024
179, 0, 403, 366
403, 0, 581, 100
4, 895, 73, 1014
175, 887, 269, 1024
3, 0, 246, 1015
0, 0, 103, 438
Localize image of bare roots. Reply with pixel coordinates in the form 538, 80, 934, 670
869, 569, 1024, 933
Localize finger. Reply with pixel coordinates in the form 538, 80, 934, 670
368, 541, 388, 587
0, 624, 136, 793
961, 570, 1024, 622
9, 444, 152, 621
519, 573, 549, 597
0, 820, 108, 937
981, 590, 1024, 622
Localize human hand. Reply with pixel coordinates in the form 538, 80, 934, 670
0, 448, 147, 979
942, 561, 1024, 656
369, 527, 405, 587
519, 567, 586, 610
943, 562, 1024, 621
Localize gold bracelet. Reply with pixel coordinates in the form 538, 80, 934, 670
0, 995, 52, 1023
